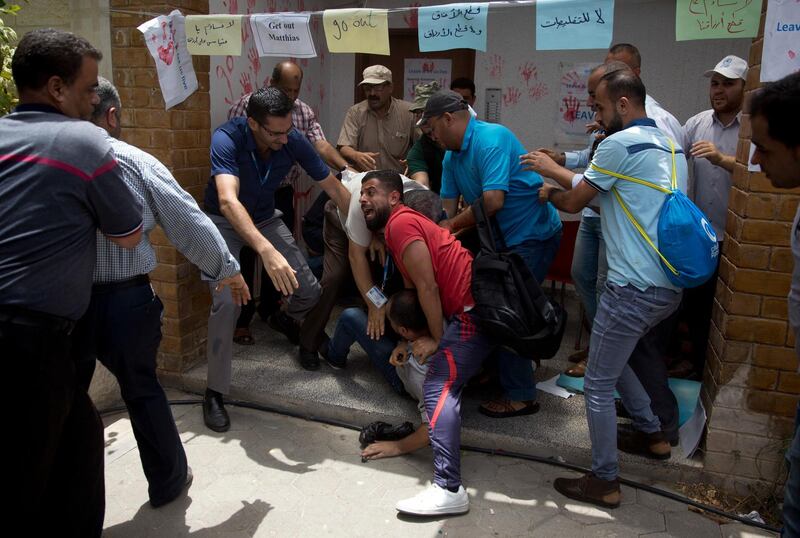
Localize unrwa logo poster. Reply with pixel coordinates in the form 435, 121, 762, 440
555, 62, 596, 145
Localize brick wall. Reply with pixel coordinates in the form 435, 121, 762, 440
703, 5, 800, 493
110, 0, 212, 373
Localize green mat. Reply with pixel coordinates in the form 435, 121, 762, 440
556, 374, 701, 427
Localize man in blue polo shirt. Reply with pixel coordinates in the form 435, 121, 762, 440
535, 69, 686, 508
203, 87, 350, 432
417, 90, 562, 419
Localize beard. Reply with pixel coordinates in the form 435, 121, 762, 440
603, 111, 624, 136
365, 204, 391, 231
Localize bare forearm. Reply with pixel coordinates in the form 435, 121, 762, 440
220, 199, 273, 254
398, 425, 429, 452
549, 166, 580, 190
349, 243, 376, 300
316, 140, 348, 171
549, 189, 586, 214
417, 283, 444, 342
718, 154, 736, 174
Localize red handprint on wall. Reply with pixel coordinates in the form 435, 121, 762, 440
562, 95, 581, 123
247, 47, 260, 82
503, 87, 521, 107
240, 72, 253, 94
519, 62, 537, 86
487, 54, 504, 79
529, 83, 549, 102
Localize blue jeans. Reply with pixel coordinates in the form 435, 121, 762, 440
571, 215, 607, 323
784, 402, 800, 537
327, 307, 405, 394
585, 282, 682, 480
496, 231, 562, 401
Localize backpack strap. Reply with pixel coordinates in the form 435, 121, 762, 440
588, 138, 677, 195
598, 137, 680, 278
472, 197, 498, 254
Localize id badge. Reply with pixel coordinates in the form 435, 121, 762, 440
366, 286, 388, 308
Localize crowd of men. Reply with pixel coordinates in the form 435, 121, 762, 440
1, 27, 798, 534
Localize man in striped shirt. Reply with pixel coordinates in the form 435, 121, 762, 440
72, 77, 249, 509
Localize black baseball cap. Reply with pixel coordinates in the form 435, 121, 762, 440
417, 90, 469, 126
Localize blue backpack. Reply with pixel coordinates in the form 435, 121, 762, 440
590, 138, 719, 288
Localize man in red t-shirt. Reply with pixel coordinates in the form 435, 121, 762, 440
359, 169, 508, 516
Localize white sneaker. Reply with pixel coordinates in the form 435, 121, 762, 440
395, 483, 469, 516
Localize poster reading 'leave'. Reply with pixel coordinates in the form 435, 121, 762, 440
185, 15, 243, 56
138, 10, 198, 109
323, 9, 390, 55
417, 3, 489, 52
675, 0, 763, 41
761, 0, 800, 82
536, 0, 614, 50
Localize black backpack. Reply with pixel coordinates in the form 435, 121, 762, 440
469, 198, 567, 360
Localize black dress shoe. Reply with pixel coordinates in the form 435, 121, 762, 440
203, 389, 230, 432
298, 348, 320, 370
267, 311, 300, 345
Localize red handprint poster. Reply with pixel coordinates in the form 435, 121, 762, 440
555, 62, 595, 145
138, 10, 199, 109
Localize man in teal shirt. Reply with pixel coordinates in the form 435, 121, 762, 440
536, 69, 685, 509
418, 90, 562, 418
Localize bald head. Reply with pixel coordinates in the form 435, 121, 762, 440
606, 43, 642, 77
270, 61, 303, 102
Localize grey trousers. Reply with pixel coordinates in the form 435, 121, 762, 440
205, 213, 321, 394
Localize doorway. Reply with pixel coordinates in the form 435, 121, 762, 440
353, 29, 476, 104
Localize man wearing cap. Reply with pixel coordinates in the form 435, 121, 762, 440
338, 65, 416, 173
419, 90, 562, 419
407, 81, 446, 193
679, 55, 746, 378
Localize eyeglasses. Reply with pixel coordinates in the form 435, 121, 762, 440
258, 123, 294, 138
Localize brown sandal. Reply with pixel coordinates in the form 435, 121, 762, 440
478, 399, 540, 418
233, 327, 255, 345
564, 359, 587, 377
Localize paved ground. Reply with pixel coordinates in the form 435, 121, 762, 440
163, 298, 702, 486
102, 395, 776, 537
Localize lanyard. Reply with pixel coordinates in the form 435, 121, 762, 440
250, 152, 272, 186
381, 255, 393, 292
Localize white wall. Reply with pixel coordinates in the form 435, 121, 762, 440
210, 0, 751, 152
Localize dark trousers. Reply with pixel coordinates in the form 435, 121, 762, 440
4, 315, 104, 537
299, 200, 351, 353
72, 282, 188, 506
626, 312, 680, 443
237, 184, 295, 328
681, 252, 721, 376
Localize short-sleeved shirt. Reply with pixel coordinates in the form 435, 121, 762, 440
338, 170, 426, 247
384, 206, 474, 318
441, 117, 562, 248
683, 109, 740, 239
228, 94, 326, 188
0, 105, 143, 320
582, 118, 688, 292
205, 116, 330, 223
406, 134, 445, 194
337, 98, 416, 173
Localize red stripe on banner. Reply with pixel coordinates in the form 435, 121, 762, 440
0, 153, 118, 182
428, 348, 457, 430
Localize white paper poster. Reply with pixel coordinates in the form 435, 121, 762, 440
403, 58, 452, 102
555, 62, 596, 145
761, 0, 800, 82
138, 10, 199, 110
250, 13, 317, 58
